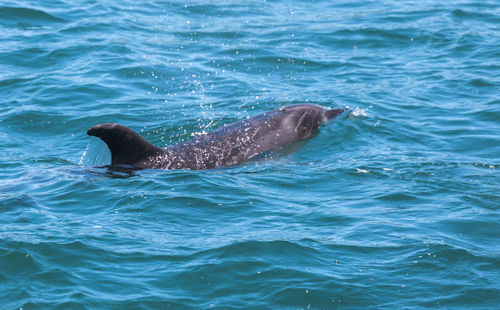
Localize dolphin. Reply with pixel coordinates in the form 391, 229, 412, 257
87, 104, 343, 170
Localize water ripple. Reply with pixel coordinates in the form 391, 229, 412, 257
1, 0, 499, 308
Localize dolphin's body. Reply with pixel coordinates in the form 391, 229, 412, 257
87, 104, 343, 170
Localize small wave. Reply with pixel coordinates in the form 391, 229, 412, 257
451, 9, 500, 24
468, 78, 496, 88
0, 7, 65, 24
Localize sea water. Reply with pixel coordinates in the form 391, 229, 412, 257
1, 0, 499, 308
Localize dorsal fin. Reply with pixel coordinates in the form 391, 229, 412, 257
87, 123, 161, 166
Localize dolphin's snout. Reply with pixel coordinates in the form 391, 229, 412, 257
325, 108, 345, 121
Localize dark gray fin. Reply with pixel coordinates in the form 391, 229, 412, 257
87, 123, 161, 166
325, 108, 344, 121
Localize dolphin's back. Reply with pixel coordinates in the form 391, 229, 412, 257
87, 104, 344, 170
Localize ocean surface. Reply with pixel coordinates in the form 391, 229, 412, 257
1, 0, 499, 308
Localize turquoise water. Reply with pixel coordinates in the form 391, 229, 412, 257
1, 0, 499, 308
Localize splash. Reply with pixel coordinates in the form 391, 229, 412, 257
78, 137, 112, 167
348, 106, 368, 117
